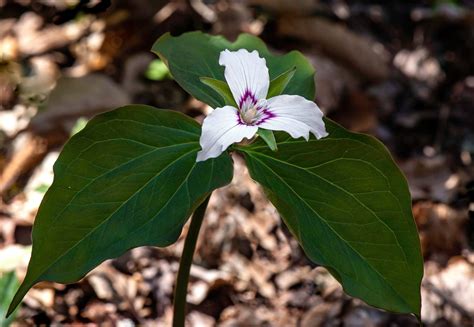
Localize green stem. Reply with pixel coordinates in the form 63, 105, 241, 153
172, 195, 211, 327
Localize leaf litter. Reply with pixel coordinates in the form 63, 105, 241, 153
1, 0, 473, 325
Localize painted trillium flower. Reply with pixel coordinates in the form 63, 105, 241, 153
196, 49, 328, 162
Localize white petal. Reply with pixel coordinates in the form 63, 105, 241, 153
258, 95, 328, 140
219, 49, 269, 107
197, 106, 258, 162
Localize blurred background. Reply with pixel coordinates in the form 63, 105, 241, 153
0, 0, 473, 326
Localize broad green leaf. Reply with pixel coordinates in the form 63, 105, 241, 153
8, 105, 233, 315
0, 272, 19, 326
237, 119, 423, 316
152, 32, 315, 108
199, 77, 237, 107
258, 129, 277, 151
267, 66, 296, 98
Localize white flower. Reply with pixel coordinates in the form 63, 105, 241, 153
196, 49, 328, 162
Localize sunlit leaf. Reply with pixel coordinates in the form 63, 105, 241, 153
145, 59, 171, 81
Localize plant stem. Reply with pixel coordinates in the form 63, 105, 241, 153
172, 195, 211, 327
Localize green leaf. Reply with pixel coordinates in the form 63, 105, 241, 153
145, 59, 171, 81
8, 105, 233, 316
71, 117, 88, 136
199, 77, 237, 107
237, 119, 423, 316
258, 129, 277, 151
0, 272, 19, 327
267, 66, 296, 98
34, 183, 50, 194
152, 32, 315, 108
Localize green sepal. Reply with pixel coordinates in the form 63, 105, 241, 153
258, 129, 277, 151
199, 77, 237, 107
267, 66, 296, 98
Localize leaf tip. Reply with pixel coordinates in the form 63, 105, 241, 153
6, 283, 28, 318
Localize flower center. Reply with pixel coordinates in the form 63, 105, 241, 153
238, 92, 269, 125
241, 106, 258, 124
238, 91, 261, 125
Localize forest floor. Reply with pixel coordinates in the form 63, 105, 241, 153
1, 0, 473, 326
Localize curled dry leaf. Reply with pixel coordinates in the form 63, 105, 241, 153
277, 16, 390, 82
30, 74, 130, 134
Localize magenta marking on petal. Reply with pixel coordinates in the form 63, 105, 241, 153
239, 89, 257, 109
255, 109, 276, 125
236, 110, 247, 125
